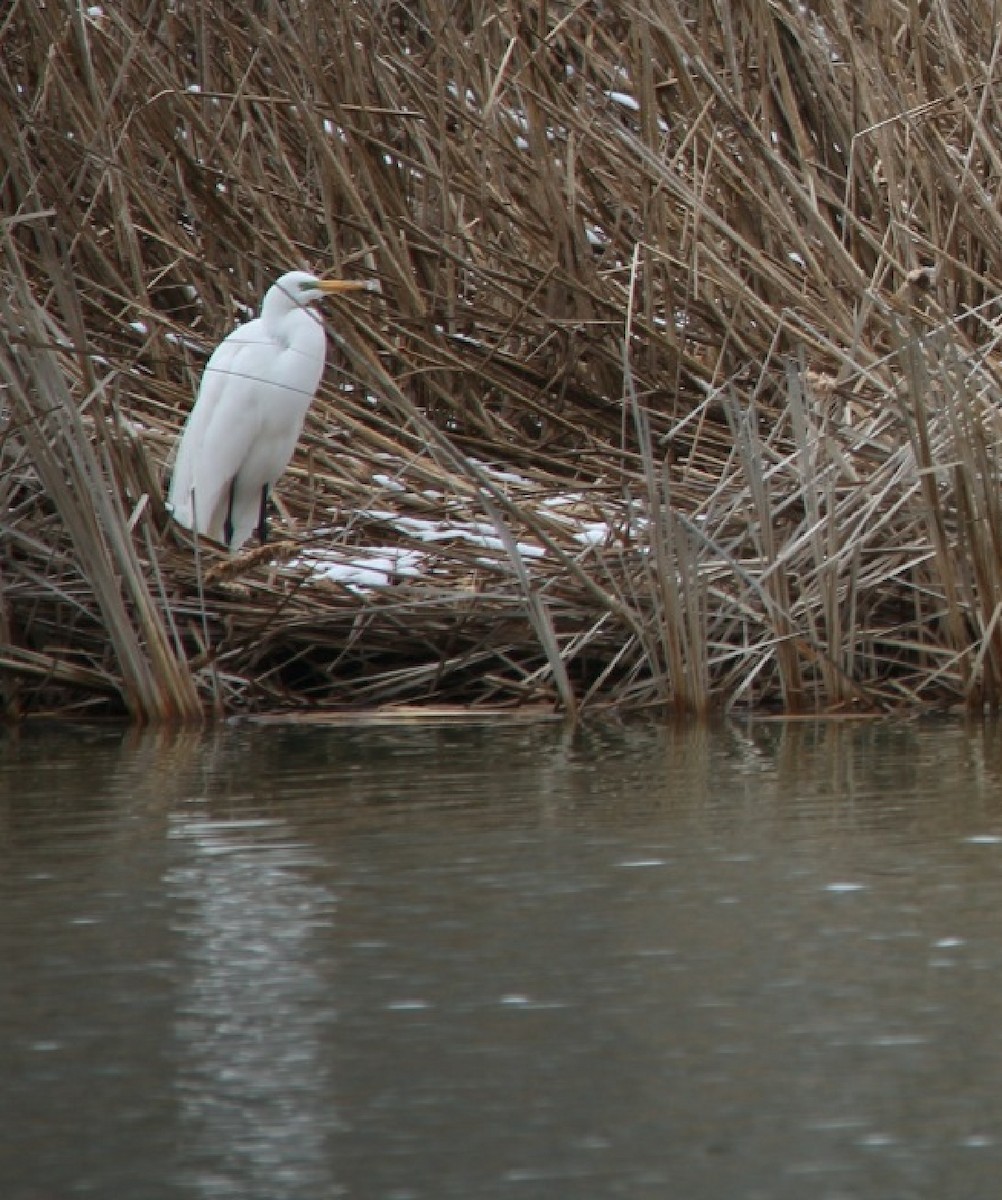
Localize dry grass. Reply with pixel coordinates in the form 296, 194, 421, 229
3, 0, 1002, 719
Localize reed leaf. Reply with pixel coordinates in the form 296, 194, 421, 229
3, 0, 1002, 718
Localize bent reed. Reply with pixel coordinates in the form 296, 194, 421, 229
3, 0, 1002, 721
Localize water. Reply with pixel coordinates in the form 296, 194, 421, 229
3, 717, 1002, 1199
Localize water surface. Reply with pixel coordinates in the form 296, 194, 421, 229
3, 717, 1002, 1198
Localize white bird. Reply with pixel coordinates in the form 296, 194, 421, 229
167, 269, 367, 551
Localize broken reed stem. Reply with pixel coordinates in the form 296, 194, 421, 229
0, 239, 202, 723
5, 0, 1002, 717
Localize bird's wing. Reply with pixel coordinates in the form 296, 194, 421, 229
168, 309, 327, 548
167, 321, 266, 539
211, 322, 325, 548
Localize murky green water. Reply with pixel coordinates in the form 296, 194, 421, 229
3, 717, 1002, 1198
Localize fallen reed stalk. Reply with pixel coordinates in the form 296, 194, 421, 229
3, 0, 1002, 719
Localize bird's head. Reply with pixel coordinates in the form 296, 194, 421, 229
271, 269, 370, 309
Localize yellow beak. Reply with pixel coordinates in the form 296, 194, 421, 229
316, 278, 370, 294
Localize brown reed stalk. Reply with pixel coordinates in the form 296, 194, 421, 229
4, 0, 1002, 717
0, 237, 203, 722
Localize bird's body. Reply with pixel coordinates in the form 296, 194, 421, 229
168, 270, 365, 551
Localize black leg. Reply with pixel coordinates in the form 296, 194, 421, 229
257, 484, 270, 544
223, 478, 236, 548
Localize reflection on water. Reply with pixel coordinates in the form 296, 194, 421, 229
168, 816, 339, 1199
3, 718, 1002, 1198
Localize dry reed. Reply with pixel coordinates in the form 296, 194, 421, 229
3, 0, 1002, 719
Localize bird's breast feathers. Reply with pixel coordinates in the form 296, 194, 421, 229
204, 318, 326, 407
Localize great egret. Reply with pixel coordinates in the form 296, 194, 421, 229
167, 269, 367, 551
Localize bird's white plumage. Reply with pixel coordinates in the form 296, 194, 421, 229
168, 269, 363, 551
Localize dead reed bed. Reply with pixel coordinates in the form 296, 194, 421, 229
4, 0, 1002, 720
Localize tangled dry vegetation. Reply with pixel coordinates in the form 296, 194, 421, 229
4, 0, 1002, 721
